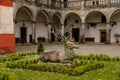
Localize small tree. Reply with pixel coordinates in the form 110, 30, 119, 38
80, 35, 85, 43
37, 42, 44, 54
114, 33, 120, 43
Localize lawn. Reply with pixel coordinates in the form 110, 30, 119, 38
0, 53, 120, 80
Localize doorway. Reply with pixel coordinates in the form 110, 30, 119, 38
20, 27, 27, 43
100, 30, 106, 43
72, 28, 79, 42
51, 33, 55, 42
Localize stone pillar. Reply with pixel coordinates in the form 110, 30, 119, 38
0, 0, 15, 54
80, 23, 85, 43
106, 23, 111, 44
61, 24, 65, 35
81, 23, 85, 36
32, 21, 36, 43
48, 23, 51, 42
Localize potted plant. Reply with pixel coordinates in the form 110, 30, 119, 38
21, 39, 26, 45
79, 35, 85, 44
114, 33, 120, 43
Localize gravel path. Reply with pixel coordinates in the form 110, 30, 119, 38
16, 43, 120, 57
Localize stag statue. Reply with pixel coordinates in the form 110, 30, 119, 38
40, 26, 79, 63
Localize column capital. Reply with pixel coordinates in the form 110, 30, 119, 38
81, 23, 86, 24
60, 24, 64, 26
31, 21, 36, 24
47, 22, 52, 25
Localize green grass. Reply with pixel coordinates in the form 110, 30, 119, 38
0, 54, 120, 80
4, 62, 119, 80
80, 62, 120, 80
10, 69, 77, 80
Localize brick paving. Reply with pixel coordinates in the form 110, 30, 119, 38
16, 43, 120, 57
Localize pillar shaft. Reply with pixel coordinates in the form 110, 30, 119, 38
106, 23, 111, 44
32, 22, 36, 43
80, 23, 85, 43
81, 23, 85, 36
61, 24, 65, 35
48, 24, 51, 42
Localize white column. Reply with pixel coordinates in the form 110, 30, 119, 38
48, 23, 51, 42
61, 24, 64, 35
32, 22, 35, 43
80, 23, 85, 42
106, 23, 111, 44
81, 23, 85, 36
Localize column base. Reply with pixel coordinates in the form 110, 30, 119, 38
0, 34, 15, 54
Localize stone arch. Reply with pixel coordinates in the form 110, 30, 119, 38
51, 12, 62, 42
84, 10, 108, 43
35, 10, 50, 23
14, 6, 34, 20
64, 12, 82, 22
52, 12, 62, 24
64, 12, 82, 26
64, 12, 82, 42
14, 6, 34, 43
109, 8, 120, 21
109, 8, 120, 43
35, 10, 50, 43
85, 10, 107, 23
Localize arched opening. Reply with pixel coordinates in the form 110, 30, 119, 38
85, 11, 107, 43
14, 6, 33, 43
52, 13, 61, 42
35, 10, 49, 43
110, 9, 120, 43
64, 13, 81, 42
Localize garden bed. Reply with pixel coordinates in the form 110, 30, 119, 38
0, 52, 120, 80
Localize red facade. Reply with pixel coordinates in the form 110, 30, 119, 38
0, 34, 15, 54
0, 0, 13, 7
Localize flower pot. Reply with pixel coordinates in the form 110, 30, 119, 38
116, 40, 119, 43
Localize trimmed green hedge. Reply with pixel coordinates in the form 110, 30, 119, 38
0, 69, 19, 80
6, 58, 39, 68
0, 52, 39, 63
6, 59, 104, 76
72, 62, 104, 76
74, 54, 120, 61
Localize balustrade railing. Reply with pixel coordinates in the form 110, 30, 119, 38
84, 0, 108, 8
84, 0, 120, 8
14, 0, 120, 9
63, 1, 81, 8
110, 0, 120, 6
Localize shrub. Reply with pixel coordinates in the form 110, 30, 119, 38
37, 42, 44, 54
74, 54, 120, 61
72, 62, 105, 76
0, 69, 19, 80
6, 58, 39, 68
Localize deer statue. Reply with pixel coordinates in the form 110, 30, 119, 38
40, 26, 79, 63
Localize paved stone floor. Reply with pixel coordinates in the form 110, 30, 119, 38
16, 43, 120, 57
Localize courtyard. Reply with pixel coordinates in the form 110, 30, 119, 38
16, 43, 120, 57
